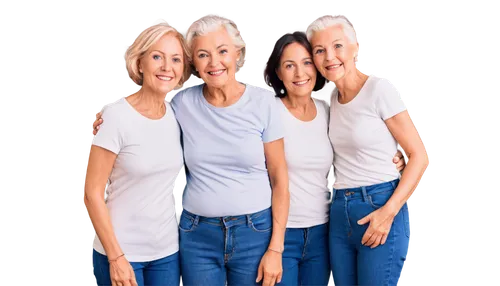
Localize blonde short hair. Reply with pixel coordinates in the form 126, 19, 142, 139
125, 22, 191, 89
306, 15, 357, 43
186, 15, 246, 77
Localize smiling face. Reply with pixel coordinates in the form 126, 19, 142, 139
310, 25, 358, 83
139, 33, 184, 94
191, 27, 241, 88
277, 42, 317, 98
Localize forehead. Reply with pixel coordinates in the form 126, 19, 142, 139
281, 42, 310, 61
149, 33, 183, 54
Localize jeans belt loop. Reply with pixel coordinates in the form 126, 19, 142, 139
193, 215, 200, 226
361, 186, 369, 202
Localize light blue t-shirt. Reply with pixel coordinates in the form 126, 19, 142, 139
171, 84, 284, 217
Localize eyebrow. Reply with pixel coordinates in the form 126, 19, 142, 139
198, 44, 227, 53
151, 50, 181, 57
312, 39, 342, 49
282, 57, 312, 64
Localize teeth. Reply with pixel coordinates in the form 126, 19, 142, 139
327, 64, 341, 70
294, 80, 309, 85
157, 76, 172, 81
208, 70, 224, 75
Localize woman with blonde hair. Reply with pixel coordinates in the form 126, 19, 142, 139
84, 22, 190, 286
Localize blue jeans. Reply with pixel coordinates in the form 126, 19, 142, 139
179, 207, 272, 286
280, 223, 330, 286
93, 250, 180, 286
329, 179, 410, 286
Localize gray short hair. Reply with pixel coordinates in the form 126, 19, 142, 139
306, 15, 357, 43
186, 15, 246, 77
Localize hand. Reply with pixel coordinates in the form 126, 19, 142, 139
93, 112, 103, 135
256, 250, 283, 286
393, 150, 406, 172
109, 256, 137, 286
357, 205, 398, 249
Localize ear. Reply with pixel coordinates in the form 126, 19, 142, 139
138, 60, 143, 74
236, 49, 242, 62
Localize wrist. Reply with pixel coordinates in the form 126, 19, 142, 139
384, 200, 401, 217
267, 247, 284, 254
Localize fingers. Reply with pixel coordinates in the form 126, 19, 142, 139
364, 232, 378, 247
256, 263, 263, 283
96, 112, 102, 119
130, 267, 138, 286
277, 272, 283, 284
381, 234, 388, 246
357, 214, 370, 226
370, 235, 383, 249
263, 272, 277, 286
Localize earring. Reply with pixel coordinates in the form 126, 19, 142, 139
280, 89, 285, 94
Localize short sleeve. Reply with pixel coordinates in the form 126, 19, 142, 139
92, 106, 123, 154
374, 79, 407, 120
262, 94, 284, 143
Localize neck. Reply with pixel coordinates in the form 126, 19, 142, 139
283, 92, 314, 113
335, 69, 368, 102
128, 86, 167, 117
205, 78, 242, 101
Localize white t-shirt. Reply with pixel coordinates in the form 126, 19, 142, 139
276, 97, 333, 228
329, 76, 406, 189
92, 98, 183, 262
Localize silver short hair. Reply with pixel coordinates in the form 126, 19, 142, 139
306, 13, 359, 44
185, 13, 248, 71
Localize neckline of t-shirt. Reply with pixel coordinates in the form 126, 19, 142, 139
277, 97, 320, 124
121, 97, 169, 122
199, 83, 248, 111
334, 75, 374, 107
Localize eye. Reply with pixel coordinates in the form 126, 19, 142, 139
198, 53, 208, 59
335, 44, 343, 49
314, 49, 324, 55
304, 61, 313, 65
153, 55, 162, 60
285, 64, 293, 69
173, 57, 182, 63
220, 49, 228, 55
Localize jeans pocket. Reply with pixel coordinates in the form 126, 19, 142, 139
178, 212, 197, 232
402, 203, 410, 238
367, 190, 393, 209
250, 212, 272, 233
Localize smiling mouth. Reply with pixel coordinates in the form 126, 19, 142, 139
326, 64, 343, 70
207, 69, 225, 76
293, 79, 310, 86
157, 75, 173, 81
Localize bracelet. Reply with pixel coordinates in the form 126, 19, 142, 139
267, 247, 283, 254
108, 253, 125, 263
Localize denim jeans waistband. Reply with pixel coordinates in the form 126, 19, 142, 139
333, 179, 399, 201
181, 207, 272, 227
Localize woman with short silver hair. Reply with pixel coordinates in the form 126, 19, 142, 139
307, 15, 429, 285
172, 15, 289, 286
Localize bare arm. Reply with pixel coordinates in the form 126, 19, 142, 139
384, 110, 429, 213
84, 145, 122, 258
264, 138, 289, 252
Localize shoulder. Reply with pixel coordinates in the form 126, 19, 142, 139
100, 98, 128, 119
314, 98, 330, 113
246, 84, 276, 99
245, 84, 277, 110
314, 84, 337, 105
171, 84, 203, 108
370, 76, 399, 96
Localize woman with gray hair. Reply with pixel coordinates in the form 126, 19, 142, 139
306, 15, 429, 285
171, 15, 289, 286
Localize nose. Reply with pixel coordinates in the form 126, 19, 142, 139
161, 58, 172, 71
325, 47, 336, 62
295, 64, 305, 77
208, 53, 220, 67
